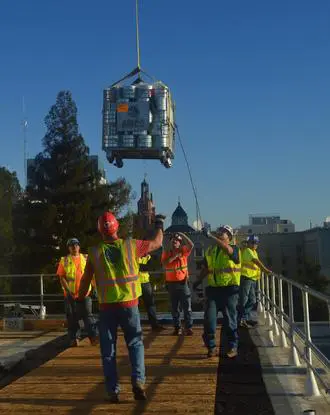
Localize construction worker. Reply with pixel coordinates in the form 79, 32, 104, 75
138, 255, 166, 331
239, 234, 272, 328
78, 211, 165, 403
193, 225, 241, 358
161, 232, 194, 335
56, 238, 98, 347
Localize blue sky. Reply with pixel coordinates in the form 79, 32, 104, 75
0, 0, 329, 231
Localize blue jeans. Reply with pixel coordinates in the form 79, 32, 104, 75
98, 306, 145, 394
238, 276, 257, 322
141, 282, 159, 328
166, 281, 193, 329
203, 286, 239, 350
64, 296, 97, 341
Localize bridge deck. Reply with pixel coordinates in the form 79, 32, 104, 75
0, 327, 274, 414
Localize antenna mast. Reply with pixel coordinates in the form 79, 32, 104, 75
22, 97, 28, 188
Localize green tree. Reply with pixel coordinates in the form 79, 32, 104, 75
0, 167, 21, 293
13, 91, 131, 291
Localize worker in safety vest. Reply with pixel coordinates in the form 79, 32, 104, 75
193, 225, 241, 358
239, 234, 272, 328
138, 255, 166, 331
78, 211, 165, 403
161, 232, 194, 336
56, 238, 98, 347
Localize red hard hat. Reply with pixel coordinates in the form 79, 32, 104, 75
97, 211, 119, 236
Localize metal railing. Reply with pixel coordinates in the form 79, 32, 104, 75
258, 272, 330, 397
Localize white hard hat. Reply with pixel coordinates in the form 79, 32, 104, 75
219, 225, 234, 238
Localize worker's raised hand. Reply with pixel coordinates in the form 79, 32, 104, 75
155, 214, 166, 230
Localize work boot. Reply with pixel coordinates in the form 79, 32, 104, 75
247, 320, 258, 327
69, 339, 79, 347
185, 328, 193, 336
173, 327, 183, 336
207, 348, 217, 358
89, 336, 99, 346
226, 348, 238, 359
240, 320, 253, 329
133, 382, 147, 401
105, 391, 120, 403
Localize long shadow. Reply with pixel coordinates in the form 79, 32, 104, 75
66, 329, 160, 415
130, 335, 185, 415
214, 328, 276, 415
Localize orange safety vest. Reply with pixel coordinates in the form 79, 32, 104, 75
163, 248, 190, 282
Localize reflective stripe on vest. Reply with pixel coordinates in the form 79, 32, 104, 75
241, 248, 260, 280
164, 251, 188, 282
205, 246, 241, 287
60, 254, 89, 295
89, 239, 142, 304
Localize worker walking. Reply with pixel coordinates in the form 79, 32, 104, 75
138, 255, 166, 331
56, 238, 98, 347
78, 211, 165, 403
239, 234, 272, 328
161, 232, 194, 335
193, 225, 241, 358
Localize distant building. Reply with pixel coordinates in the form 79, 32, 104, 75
239, 214, 295, 234
27, 155, 106, 188
256, 228, 330, 285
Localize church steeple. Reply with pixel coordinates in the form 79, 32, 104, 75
134, 177, 156, 238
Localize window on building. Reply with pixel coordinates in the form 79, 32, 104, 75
284, 228, 288, 233
194, 243, 204, 258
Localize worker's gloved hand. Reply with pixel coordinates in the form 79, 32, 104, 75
201, 227, 210, 238
193, 280, 202, 290
155, 214, 166, 230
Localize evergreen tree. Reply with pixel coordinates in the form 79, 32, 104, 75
0, 167, 21, 293
14, 91, 131, 280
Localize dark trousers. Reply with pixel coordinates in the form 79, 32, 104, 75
141, 282, 159, 328
64, 296, 97, 340
166, 281, 193, 329
99, 306, 145, 394
238, 276, 257, 322
203, 285, 239, 350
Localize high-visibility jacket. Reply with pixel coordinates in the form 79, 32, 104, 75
88, 239, 141, 304
138, 255, 151, 284
59, 254, 91, 297
241, 247, 260, 281
205, 245, 241, 287
162, 246, 191, 282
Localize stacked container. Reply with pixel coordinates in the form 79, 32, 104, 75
102, 80, 175, 162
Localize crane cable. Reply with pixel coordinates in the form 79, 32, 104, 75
175, 123, 204, 229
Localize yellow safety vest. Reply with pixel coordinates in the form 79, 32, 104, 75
59, 254, 90, 296
241, 247, 260, 281
138, 255, 151, 284
89, 239, 141, 304
205, 245, 241, 287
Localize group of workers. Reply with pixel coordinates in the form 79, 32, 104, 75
56, 211, 272, 403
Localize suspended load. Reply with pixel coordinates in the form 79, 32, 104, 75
102, 78, 175, 168
101, 0, 176, 169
